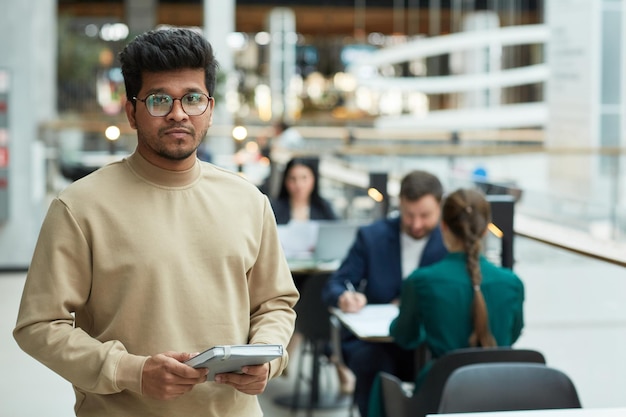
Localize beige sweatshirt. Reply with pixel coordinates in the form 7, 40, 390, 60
13, 151, 299, 416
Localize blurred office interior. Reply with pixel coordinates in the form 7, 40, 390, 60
1, 0, 626, 415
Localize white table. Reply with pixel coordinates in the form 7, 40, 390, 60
427, 407, 626, 417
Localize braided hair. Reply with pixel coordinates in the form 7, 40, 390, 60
442, 188, 496, 348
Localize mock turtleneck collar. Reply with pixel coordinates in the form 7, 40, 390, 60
126, 151, 201, 188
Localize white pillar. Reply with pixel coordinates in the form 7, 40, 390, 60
125, 0, 157, 35
547, 0, 594, 149
0, 0, 55, 268
458, 11, 501, 109
546, 0, 624, 196
204, 0, 235, 77
203, 0, 236, 164
267, 7, 297, 122
204, 0, 235, 127
547, 0, 623, 149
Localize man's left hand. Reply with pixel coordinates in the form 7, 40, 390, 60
213, 363, 270, 395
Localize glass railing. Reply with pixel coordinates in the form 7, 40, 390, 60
41, 121, 626, 249
319, 148, 626, 249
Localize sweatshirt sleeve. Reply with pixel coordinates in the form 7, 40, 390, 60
13, 199, 147, 395
246, 197, 299, 378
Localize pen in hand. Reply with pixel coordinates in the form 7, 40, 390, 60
341, 280, 366, 312
345, 280, 357, 293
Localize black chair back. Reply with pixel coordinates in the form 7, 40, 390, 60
381, 347, 546, 417
438, 362, 582, 413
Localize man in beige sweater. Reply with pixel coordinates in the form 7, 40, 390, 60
13, 28, 299, 417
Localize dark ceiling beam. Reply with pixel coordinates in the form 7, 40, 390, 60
59, 3, 540, 36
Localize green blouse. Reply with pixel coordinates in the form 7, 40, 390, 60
369, 252, 525, 417
390, 252, 524, 358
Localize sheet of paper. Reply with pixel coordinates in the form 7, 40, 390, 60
332, 304, 399, 339
277, 221, 319, 259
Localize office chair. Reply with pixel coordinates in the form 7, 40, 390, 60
379, 347, 546, 417
438, 362, 581, 413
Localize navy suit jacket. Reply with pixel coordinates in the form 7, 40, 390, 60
321, 215, 447, 308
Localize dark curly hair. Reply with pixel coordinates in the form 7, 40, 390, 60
119, 27, 219, 102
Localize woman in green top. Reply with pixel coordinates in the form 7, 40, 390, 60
368, 188, 525, 417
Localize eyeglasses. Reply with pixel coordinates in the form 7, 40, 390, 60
133, 92, 212, 117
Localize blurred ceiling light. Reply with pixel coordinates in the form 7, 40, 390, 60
367, 187, 384, 202
367, 32, 385, 45
100, 23, 129, 42
254, 84, 272, 122
227, 32, 247, 50
84, 24, 99, 38
407, 92, 429, 116
379, 89, 403, 115
305, 72, 325, 100
355, 87, 374, 113
284, 32, 299, 44
409, 60, 427, 76
232, 125, 248, 141
245, 141, 259, 153
334, 72, 357, 92
488, 223, 504, 238
255, 32, 271, 45
105, 126, 121, 141
306, 84, 324, 101
306, 72, 325, 83
290, 74, 304, 96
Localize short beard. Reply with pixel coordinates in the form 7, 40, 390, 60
158, 148, 196, 161
403, 225, 432, 240
146, 125, 209, 161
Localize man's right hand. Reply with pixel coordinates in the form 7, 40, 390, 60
338, 290, 367, 313
142, 351, 209, 400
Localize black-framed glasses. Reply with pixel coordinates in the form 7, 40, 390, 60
133, 92, 212, 117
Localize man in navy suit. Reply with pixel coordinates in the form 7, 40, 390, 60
322, 170, 447, 417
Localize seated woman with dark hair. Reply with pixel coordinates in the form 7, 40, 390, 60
271, 157, 337, 225
368, 188, 525, 417
270, 157, 355, 393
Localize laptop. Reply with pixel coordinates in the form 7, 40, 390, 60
312, 221, 361, 263
278, 220, 361, 271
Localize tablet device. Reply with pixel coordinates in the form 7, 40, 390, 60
184, 344, 284, 381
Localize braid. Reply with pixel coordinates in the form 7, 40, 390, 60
465, 227, 496, 347
443, 189, 497, 348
